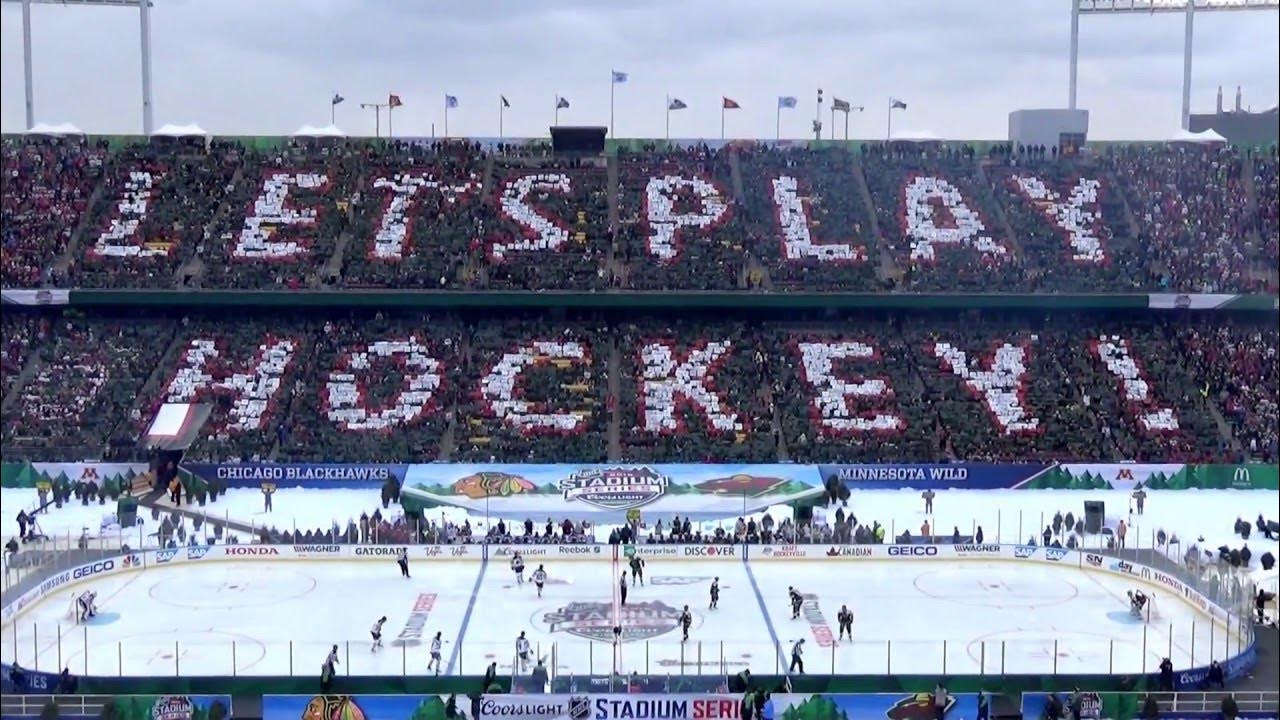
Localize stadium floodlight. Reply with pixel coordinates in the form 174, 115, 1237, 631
3, 0, 156, 134
1069, 0, 1279, 129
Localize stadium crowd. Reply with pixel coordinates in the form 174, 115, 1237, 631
4, 136, 1277, 294
2, 311, 1274, 464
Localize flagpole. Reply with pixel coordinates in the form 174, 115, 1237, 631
830, 107, 835, 142
444, 97, 448, 138
610, 72, 615, 137
331, 94, 336, 125
388, 105, 394, 138
555, 96, 559, 128
886, 98, 892, 141
665, 95, 670, 142
721, 105, 725, 141
499, 97, 504, 140
776, 105, 781, 142
844, 111, 850, 142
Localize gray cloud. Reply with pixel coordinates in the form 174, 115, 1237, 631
2, 0, 1276, 140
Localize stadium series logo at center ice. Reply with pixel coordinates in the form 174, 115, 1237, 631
542, 600, 681, 642
558, 467, 669, 510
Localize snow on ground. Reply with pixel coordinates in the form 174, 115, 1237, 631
4, 486, 1276, 570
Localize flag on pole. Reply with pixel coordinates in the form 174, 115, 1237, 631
331, 93, 345, 106
611, 70, 629, 83
832, 98, 851, 112
388, 94, 403, 108
723, 97, 741, 110
668, 98, 687, 111
445, 95, 459, 109
778, 96, 798, 109
890, 98, 908, 110
501, 95, 510, 108
556, 96, 570, 109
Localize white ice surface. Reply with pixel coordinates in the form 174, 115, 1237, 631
3, 556, 1246, 678
5, 487, 1274, 567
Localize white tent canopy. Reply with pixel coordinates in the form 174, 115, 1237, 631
26, 122, 85, 136
1168, 128, 1226, 145
889, 129, 943, 143
292, 124, 347, 138
151, 123, 209, 138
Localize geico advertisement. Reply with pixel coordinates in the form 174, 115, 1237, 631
480, 695, 742, 720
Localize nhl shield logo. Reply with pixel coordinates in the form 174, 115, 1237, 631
568, 696, 591, 720
558, 467, 669, 510
542, 601, 681, 642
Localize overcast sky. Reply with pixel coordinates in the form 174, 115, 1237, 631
2, 0, 1277, 141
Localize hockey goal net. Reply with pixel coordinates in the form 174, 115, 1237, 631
64, 592, 81, 623
1143, 594, 1162, 623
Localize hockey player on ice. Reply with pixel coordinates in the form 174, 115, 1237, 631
789, 587, 802, 619
837, 605, 854, 642
709, 577, 720, 610
629, 554, 645, 585
427, 632, 444, 675
75, 591, 98, 622
511, 552, 525, 585
1127, 590, 1149, 620
679, 605, 693, 642
397, 549, 410, 578
532, 565, 547, 597
516, 631, 532, 672
370, 616, 387, 651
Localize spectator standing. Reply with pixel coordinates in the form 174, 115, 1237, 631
1158, 657, 1174, 690
263, 483, 275, 512
1206, 660, 1225, 689
932, 682, 949, 720
321, 644, 338, 690
1221, 694, 1238, 720
922, 489, 935, 514
1141, 695, 1159, 720
1131, 483, 1147, 515
56, 668, 77, 694
530, 658, 548, 693
1117, 520, 1128, 549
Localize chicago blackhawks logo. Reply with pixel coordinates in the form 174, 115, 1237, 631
541, 600, 682, 642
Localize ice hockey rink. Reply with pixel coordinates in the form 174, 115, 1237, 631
3, 552, 1246, 678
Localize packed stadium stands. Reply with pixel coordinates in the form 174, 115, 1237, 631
1, 311, 1274, 464
5, 136, 1278, 293
1, 138, 105, 288
2, 134, 1277, 466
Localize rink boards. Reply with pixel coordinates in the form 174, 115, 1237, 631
1, 542, 1240, 636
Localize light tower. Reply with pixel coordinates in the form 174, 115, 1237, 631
1069, 0, 1279, 130
3, 0, 157, 133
